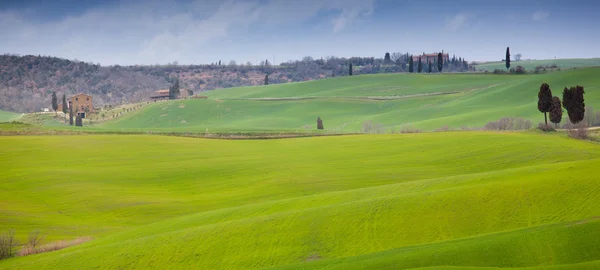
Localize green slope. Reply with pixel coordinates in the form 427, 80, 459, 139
99, 68, 600, 132
474, 58, 600, 72
1, 132, 600, 269
0, 109, 19, 122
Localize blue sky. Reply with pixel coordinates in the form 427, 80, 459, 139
0, 0, 598, 65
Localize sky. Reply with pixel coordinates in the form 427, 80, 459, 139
0, 0, 598, 66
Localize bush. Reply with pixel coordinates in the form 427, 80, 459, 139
316, 117, 323, 130
361, 120, 384, 134
567, 123, 588, 139
493, 69, 506, 74
515, 66, 526, 74
17, 236, 92, 257
537, 122, 556, 132
483, 117, 532, 131
0, 230, 17, 260
400, 124, 422, 134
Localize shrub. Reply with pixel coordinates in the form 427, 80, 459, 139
17, 236, 92, 257
362, 120, 372, 133
567, 122, 588, 139
362, 120, 384, 134
0, 230, 17, 260
434, 125, 450, 132
538, 122, 556, 132
515, 66, 526, 74
316, 117, 323, 130
400, 124, 422, 133
493, 69, 506, 74
483, 117, 532, 131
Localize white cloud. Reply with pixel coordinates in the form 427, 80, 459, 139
0, 0, 375, 65
445, 13, 470, 31
532, 11, 549, 21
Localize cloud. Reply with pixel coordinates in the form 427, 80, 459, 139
532, 11, 549, 21
0, 0, 375, 65
445, 13, 469, 31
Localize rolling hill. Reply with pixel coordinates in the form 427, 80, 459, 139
1, 132, 599, 269
96, 67, 600, 132
473, 58, 600, 72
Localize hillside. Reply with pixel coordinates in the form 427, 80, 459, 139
473, 58, 600, 72
0, 109, 19, 122
98, 68, 600, 132
1, 133, 599, 269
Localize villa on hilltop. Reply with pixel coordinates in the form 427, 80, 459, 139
150, 89, 194, 101
412, 52, 450, 64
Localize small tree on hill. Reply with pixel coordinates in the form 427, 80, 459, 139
437, 53, 443, 72
51, 92, 58, 115
549, 96, 563, 128
317, 117, 324, 130
562, 85, 586, 124
417, 57, 422, 73
169, 79, 180, 100
264, 74, 269, 85
384, 52, 392, 65
62, 94, 67, 114
69, 102, 73, 126
349, 63, 353, 76
408, 56, 414, 73
505, 47, 511, 70
537, 83, 553, 128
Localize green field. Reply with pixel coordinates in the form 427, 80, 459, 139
0, 109, 19, 122
1, 132, 600, 269
473, 58, 600, 72
94, 68, 600, 133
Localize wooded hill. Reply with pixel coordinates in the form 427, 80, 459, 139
0, 54, 473, 113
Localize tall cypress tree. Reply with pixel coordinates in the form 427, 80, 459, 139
417, 57, 422, 73
537, 83, 553, 128
549, 96, 563, 128
349, 63, 353, 76
437, 53, 443, 72
408, 56, 414, 73
51, 92, 58, 115
428, 61, 432, 73
264, 74, 269, 85
505, 47, 511, 70
62, 94, 67, 114
69, 101, 74, 126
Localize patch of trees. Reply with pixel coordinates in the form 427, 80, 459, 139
537, 82, 585, 131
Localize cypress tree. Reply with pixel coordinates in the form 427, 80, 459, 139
505, 47, 511, 70
349, 63, 353, 76
62, 94, 67, 114
537, 83, 553, 127
437, 53, 443, 72
51, 92, 58, 115
562, 85, 586, 124
549, 96, 563, 128
264, 74, 269, 85
428, 60, 432, 73
69, 101, 73, 126
408, 56, 414, 73
417, 57, 422, 73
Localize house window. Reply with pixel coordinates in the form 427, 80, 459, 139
87, 98, 89, 101
76, 98, 78, 101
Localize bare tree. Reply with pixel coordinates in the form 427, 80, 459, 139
514, 54, 522, 61
27, 230, 45, 249
0, 229, 17, 260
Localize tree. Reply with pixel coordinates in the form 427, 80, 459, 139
437, 53, 443, 72
428, 61, 432, 73
505, 47, 511, 70
537, 83, 553, 128
562, 85, 586, 124
549, 96, 563, 128
383, 52, 392, 65
349, 63, 353, 76
317, 117, 324, 130
51, 92, 58, 115
417, 57, 422, 73
75, 114, 83, 127
169, 79, 180, 100
264, 74, 269, 85
68, 101, 73, 126
514, 53, 522, 61
62, 94, 67, 114
408, 56, 414, 73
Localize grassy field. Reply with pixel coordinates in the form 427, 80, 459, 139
0, 109, 19, 122
1, 132, 600, 269
473, 58, 600, 72
93, 67, 600, 133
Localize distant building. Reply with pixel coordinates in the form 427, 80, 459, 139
67, 93, 93, 119
150, 89, 194, 101
412, 52, 450, 64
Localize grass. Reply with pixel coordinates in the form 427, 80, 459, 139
0, 109, 19, 122
91, 67, 600, 133
1, 132, 600, 269
473, 58, 600, 72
